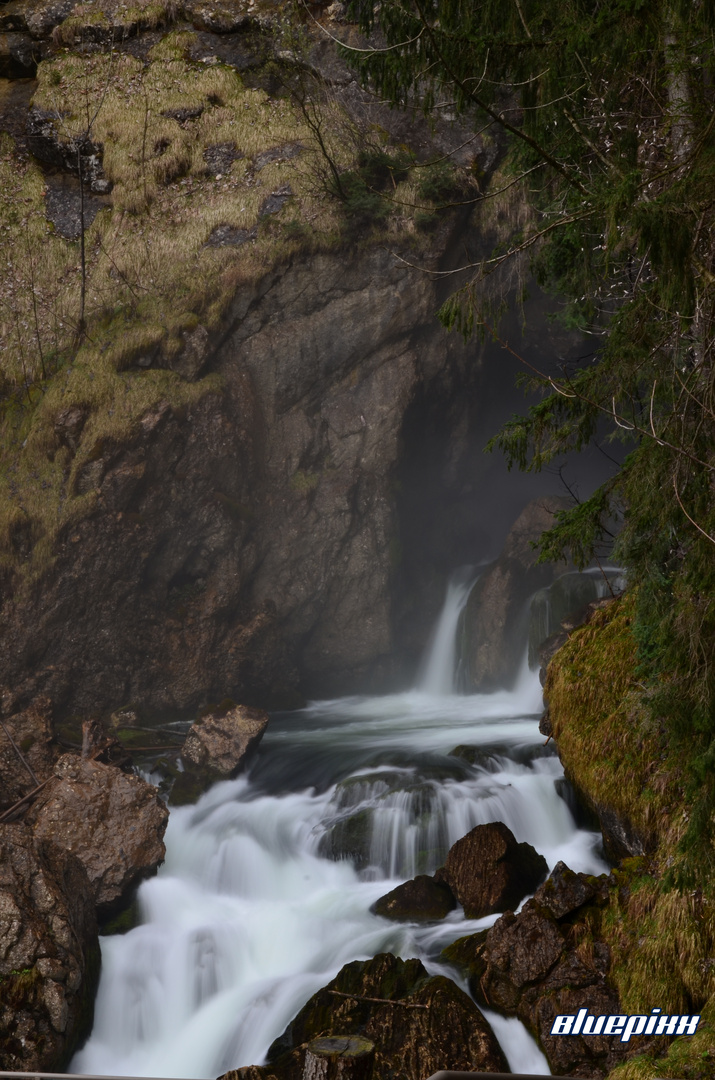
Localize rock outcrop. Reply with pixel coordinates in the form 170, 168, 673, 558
0, 823, 100, 1071
372, 874, 456, 922
435, 821, 548, 918
221, 952, 509, 1080
442, 862, 656, 1079
462, 496, 570, 691
26, 753, 169, 916
181, 702, 268, 776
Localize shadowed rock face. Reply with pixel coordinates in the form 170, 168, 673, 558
462, 496, 570, 692
435, 820, 548, 918
26, 753, 168, 916
442, 863, 659, 1080
372, 874, 457, 922
0, 823, 100, 1071
0, 236, 478, 719
218, 952, 509, 1080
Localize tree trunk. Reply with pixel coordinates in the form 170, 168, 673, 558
303, 1036, 375, 1080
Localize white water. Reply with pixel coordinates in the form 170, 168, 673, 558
73, 577, 608, 1080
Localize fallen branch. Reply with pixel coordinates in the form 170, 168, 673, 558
0, 719, 40, 786
328, 991, 429, 1009
0, 776, 52, 824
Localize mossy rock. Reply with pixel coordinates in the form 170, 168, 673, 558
318, 809, 374, 870
440, 929, 489, 995
100, 896, 141, 936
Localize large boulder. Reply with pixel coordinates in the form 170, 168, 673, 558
372, 874, 456, 922
26, 753, 168, 916
181, 702, 268, 777
462, 496, 569, 691
221, 952, 509, 1080
0, 823, 100, 1070
435, 821, 548, 918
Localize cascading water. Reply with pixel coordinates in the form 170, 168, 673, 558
417, 567, 476, 695
73, 573, 607, 1080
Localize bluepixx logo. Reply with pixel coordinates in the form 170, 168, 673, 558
550, 1009, 700, 1042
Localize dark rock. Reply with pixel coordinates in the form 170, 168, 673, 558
534, 859, 595, 919
462, 496, 570, 691
172, 324, 211, 380
446, 876, 650, 1079
254, 143, 303, 171
435, 820, 548, 918
260, 952, 509, 1080
303, 1036, 374, 1080
372, 874, 456, 922
259, 183, 292, 217
538, 707, 552, 736
0, 31, 36, 76
181, 702, 268, 777
44, 179, 106, 240
203, 141, 243, 173
26, 753, 168, 916
27, 107, 106, 186
205, 223, 257, 247
0, 823, 100, 1070
318, 808, 374, 871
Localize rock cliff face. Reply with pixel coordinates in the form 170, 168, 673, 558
0, 235, 474, 719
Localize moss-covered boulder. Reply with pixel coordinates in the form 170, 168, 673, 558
218, 952, 508, 1080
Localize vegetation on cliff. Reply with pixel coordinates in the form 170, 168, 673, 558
0, 8, 470, 584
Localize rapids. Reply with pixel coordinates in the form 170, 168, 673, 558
72, 574, 608, 1079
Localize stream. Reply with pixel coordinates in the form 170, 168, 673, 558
72, 575, 609, 1079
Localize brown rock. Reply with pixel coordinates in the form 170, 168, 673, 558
0, 823, 100, 1070
26, 753, 168, 915
182, 703, 268, 777
436, 821, 548, 918
260, 952, 509, 1080
534, 860, 595, 919
372, 874, 456, 922
481, 901, 565, 994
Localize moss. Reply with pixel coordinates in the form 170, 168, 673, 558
545, 592, 677, 848
290, 469, 319, 495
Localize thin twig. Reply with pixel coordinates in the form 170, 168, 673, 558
0, 719, 40, 786
328, 990, 429, 1009
0, 777, 52, 823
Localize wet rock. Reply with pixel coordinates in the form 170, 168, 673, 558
444, 867, 647, 1079
463, 496, 570, 691
534, 859, 595, 919
181, 702, 268, 777
256, 952, 509, 1080
0, 696, 58, 812
372, 874, 456, 922
0, 31, 36, 76
0, 823, 100, 1070
435, 821, 548, 918
317, 808, 374, 871
26, 753, 168, 916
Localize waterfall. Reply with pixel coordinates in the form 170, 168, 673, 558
418, 567, 475, 695
72, 575, 607, 1080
